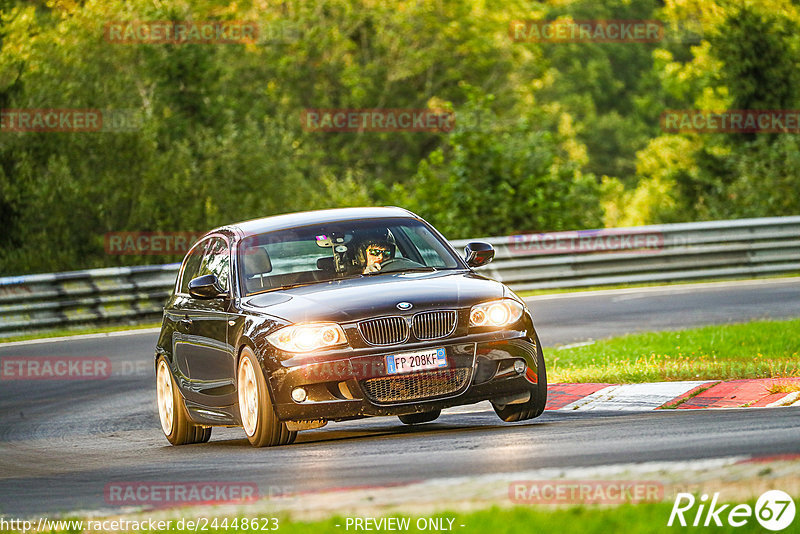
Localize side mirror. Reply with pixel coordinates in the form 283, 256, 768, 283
464, 242, 495, 268
188, 274, 226, 299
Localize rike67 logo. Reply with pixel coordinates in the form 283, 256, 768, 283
668, 491, 795, 531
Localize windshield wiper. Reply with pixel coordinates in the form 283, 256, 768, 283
364, 266, 437, 275
277, 280, 319, 290
399, 266, 438, 272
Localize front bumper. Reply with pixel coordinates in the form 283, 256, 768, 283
267, 331, 542, 422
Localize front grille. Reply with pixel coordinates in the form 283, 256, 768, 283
359, 316, 409, 345
412, 310, 457, 340
361, 368, 470, 403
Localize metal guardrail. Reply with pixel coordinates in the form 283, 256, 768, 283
1, 216, 798, 337
451, 216, 800, 291
0, 264, 180, 337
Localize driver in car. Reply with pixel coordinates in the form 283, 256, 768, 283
360, 238, 395, 274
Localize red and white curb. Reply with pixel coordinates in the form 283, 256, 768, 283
547, 378, 800, 411
445, 378, 800, 414
551, 381, 709, 411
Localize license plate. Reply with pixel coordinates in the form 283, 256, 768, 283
385, 347, 447, 375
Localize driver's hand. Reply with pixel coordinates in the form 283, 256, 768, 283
363, 262, 382, 274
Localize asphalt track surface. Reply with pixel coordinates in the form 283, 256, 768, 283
1, 278, 799, 517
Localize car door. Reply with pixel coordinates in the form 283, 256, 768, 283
171, 236, 237, 408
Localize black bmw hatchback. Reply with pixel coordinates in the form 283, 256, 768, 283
155, 207, 547, 447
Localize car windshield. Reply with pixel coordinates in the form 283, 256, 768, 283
238, 218, 462, 295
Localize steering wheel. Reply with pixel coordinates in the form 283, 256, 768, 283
374, 257, 425, 273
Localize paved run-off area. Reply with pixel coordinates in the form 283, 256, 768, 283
1, 278, 798, 519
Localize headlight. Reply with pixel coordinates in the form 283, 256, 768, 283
266, 323, 347, 353
469, 299, 524, 328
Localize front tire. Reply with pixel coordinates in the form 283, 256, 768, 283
398, 409, 441, 425
492, 334, 547, 422
156, 358, 212, 445
237, 347, 296, 447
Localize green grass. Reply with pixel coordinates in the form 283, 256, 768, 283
548, 319, 800, 383
0, 322, 160, 343
303, 505, 775, 534
766, 380, 800, 394
39, 502, 780, 534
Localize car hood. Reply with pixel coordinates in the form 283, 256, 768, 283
240, 270, 507, 324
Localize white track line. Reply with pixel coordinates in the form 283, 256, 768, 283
0, 327, 161, 347
766, 392, 800, 407
524, 276, 800, 302
443, 401, 493, 415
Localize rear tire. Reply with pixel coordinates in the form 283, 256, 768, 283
399, 409, 441, 425
156, 358, 212, 445
492, 334, 547, 422
237, 347, 297, 447
193, 426, 213, 443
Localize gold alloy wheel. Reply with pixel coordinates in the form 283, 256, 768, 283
156, 359, 174, 436
238, 355, 259, 437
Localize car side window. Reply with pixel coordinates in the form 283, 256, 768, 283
179, 240, 208, 294
201, 238, 230, 291
397, 225, 455, 268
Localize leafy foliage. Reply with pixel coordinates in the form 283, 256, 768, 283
0, 0, 797, 274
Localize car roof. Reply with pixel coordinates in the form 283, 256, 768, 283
221, 207, 420, 237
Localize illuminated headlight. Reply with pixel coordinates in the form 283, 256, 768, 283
267, 323, 347, 353
469, 299, 524, 328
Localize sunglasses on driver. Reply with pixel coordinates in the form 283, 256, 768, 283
367, 248, 393, 259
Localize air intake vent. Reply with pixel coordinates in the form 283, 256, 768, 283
412, 310, 457, 340
358, 316, 409, 345
361, 368, 470, 404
